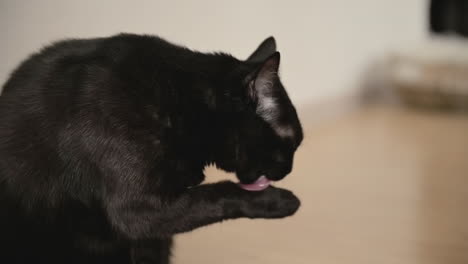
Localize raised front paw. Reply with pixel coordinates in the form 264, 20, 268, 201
240, 186, 301, 219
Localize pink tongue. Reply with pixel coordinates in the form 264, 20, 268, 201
239, 176, 271, 191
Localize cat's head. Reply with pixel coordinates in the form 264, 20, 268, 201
214, 37, 303, 184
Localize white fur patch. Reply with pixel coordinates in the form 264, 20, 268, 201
257, 97, 278, 122
275, 125, 294, 138
255, 71, 293, 139
255, 71, 279, 121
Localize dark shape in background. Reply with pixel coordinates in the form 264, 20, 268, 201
430, 0, 468, 37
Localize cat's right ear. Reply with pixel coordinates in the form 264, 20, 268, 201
246, 37, 277, 63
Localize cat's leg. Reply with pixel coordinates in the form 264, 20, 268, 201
105, 181, 300, 239
130, 238, 173, 264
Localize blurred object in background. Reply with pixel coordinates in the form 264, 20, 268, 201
389, 37, 468, 111
361, 1, 468, 112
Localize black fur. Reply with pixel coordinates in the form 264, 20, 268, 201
0, 34, 303, 264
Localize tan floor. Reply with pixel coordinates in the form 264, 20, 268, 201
174, 104, 468, 264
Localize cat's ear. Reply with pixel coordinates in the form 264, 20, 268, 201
247, 36, 277, 62
248, 52, 294, 138
248, 52, 281, 123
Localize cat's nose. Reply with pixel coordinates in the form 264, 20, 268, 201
266, 163, 292, 181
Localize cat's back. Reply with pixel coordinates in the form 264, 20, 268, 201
1, 33, 190, 95
0, 34, 202, 204
0, 37, 107, 204
1, 37, 103, 95
0, 34, 201, 120
0, 34, 178, 207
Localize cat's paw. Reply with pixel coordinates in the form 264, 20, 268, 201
241, 186, 301, 219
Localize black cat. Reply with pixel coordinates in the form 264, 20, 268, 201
0, 34, 303, 264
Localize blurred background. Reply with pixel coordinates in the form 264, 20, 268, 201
1, 0, 468, 263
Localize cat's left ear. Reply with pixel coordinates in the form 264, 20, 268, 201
247, 52, 281, 123
247, 53, 295, 139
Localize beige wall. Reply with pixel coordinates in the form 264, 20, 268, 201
0, 0, 427, 107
